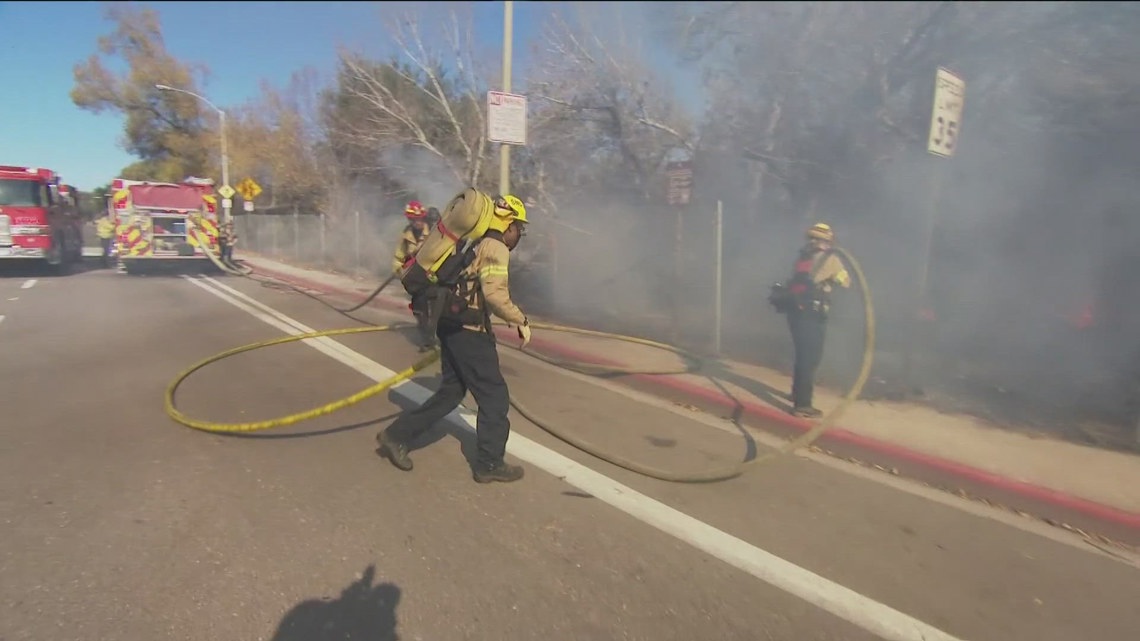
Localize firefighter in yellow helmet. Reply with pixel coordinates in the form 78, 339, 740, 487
95, 212, 117, 268
778, 222, 851, 418
378, 193, 531, 483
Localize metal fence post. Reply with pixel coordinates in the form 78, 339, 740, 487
714, 199, 723, 354
319, 213, 326, 266
293, 205, 300, 262
354, 210, 361, 275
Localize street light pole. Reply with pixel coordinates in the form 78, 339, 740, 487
155, 84, 231, 223
219, 109, 230, 222
499, 0, 514, 196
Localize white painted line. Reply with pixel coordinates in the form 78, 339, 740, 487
188, 275, 965, 641
7, 297, 16, 301
21, 279, 36, 289
0, 315, 5, 325
292, 287, 1140, 566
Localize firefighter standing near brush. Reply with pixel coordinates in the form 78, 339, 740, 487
391, 201, 431, 274
392, 201, 437, 345
773, 223, 850, 418
378, 192, 531, 484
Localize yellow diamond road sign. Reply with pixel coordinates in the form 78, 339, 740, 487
236, 177, 262, 201
217, 184, 235, 199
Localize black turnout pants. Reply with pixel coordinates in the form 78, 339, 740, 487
386, 324, 511, 470
787, 309, 827, 409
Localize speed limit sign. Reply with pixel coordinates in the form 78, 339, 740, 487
927, 67, 965, 158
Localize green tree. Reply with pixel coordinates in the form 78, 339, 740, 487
70, 3, 214, 182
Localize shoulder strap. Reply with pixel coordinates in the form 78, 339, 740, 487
808, 248, 836, 281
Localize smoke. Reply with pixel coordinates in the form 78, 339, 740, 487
377, 146, 465, 212
535, 2, 1140, 438
245, 1, 1140, 441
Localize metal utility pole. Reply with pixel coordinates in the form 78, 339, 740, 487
499, 0, 514, 196
155, 84, 231, 224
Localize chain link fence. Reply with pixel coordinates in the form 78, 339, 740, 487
231, 200, 808, 374
230, 200, 1140, 448
233, 206, 405, 279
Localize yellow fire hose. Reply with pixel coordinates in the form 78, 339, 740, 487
172, 230, 874, 484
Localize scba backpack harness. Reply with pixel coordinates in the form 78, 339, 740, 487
768, 248, 836, 315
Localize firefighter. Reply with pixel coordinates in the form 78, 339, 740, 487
377, 193, 532, 484
783, 222, 850, 418
391, 201, 431, 274
95, 213, 116, 268
219, 221, 237, 264
393, 201, 434, 346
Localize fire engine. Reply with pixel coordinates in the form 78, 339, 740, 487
108, 177, 222, 274
0, 165, 85, 270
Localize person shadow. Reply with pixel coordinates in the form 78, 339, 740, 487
699, 358, 796, 415
269, 565, 401, 641
381, 373, 482, 468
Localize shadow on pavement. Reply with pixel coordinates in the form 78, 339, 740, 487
380, 373, 480, 469
269, 565, 401, 641
701, 359, 795, 415
0, 257, 109, 278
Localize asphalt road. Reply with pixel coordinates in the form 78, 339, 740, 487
2, 261, 1139, 641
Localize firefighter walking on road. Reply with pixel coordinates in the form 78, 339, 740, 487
377, 193, 532, 484
95, 213, 116, 268
780, 223, 851, 418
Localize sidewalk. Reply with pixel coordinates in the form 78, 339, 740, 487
233, 252, 1140, 543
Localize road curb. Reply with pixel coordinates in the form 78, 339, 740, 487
241, 259, 1140, 543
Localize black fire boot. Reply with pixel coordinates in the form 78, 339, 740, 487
376, 430, 413, 471
473, 461, 525, 484
791, 406, 823, 419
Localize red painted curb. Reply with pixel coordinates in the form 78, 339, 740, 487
244, 260, 1140, 534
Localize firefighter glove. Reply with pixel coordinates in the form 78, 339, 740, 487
517, 319, 531, 349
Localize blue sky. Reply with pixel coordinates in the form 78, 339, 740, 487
0, 1, 700, 191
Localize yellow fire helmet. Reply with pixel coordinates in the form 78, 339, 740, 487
807, 222, 834, 242
497, 194, 527, 223
489, 194, 528, 232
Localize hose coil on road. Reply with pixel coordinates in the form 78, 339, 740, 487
172, 229, 874, 483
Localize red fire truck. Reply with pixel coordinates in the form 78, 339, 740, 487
108, 177, 221, 274
0, 165, 84, 270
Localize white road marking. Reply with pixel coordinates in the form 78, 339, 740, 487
187, 274, 966, 641
498, 338, 1140, 566
249, 276, 1137, 564
21, 279, 36, 289
7, 297, 17, 301
0, 315, 5, 325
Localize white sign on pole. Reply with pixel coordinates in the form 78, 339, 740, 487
487, 91, 527, 145
243, 200, 254, 212
927, 67, 965, 158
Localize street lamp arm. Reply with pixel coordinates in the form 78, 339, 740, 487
155, 84, 223, 116
154, 83, 232, 224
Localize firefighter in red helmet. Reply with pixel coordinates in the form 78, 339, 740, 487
392, 200, 430, 274
392, 200, 434, 347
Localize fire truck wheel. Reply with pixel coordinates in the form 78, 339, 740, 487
45, 236, 63, 266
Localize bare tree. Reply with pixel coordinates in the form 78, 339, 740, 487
326, 8, 490, 189
527, 4, 698, 204
227, 70, 327, 210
